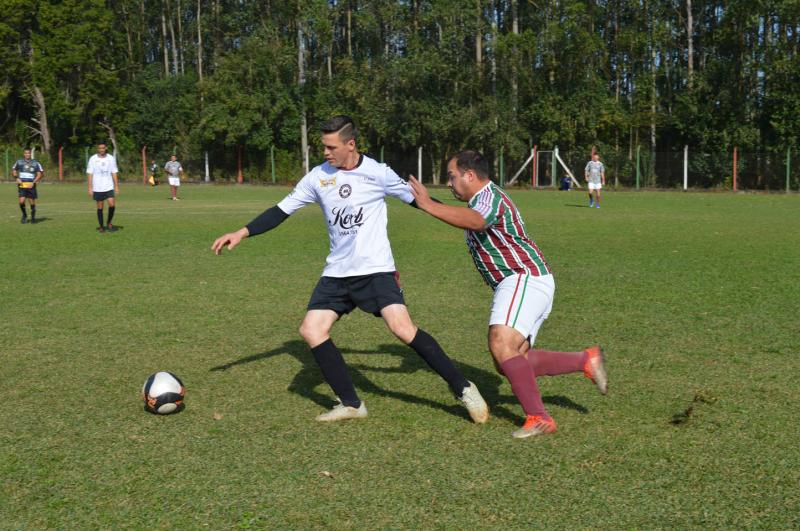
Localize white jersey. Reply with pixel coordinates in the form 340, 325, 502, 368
277, 155, 414, 278
86, 154, 118, 192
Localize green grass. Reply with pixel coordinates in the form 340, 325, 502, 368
2, 183, 799, 528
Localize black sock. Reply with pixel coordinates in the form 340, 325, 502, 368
97, 208, 104, 227
409, 329, 469, 396
30, 205, 36, 221
20, 204, 27, 217
310, 339, 360, 407
107, 206, 115, 225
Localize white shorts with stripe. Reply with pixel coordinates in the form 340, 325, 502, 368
168, 177, 181, 187
489, 273, 555, 343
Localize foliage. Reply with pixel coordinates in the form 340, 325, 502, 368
0, 0, 798, 186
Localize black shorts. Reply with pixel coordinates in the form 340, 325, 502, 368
93, 190, 115, 201
308, 272, 405, 317
18, 185, 37, 199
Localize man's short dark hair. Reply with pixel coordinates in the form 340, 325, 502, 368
452, 150, 489, 180
23, 147, 31, 152
320, 115, 357, 143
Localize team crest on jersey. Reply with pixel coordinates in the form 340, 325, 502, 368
319, 177, 337, 187
339, 184, 352, 198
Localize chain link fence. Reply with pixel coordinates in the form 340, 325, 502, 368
3, 143, 798, 191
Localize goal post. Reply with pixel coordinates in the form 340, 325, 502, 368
507, 146, 582, 188
554, 147, 582, 188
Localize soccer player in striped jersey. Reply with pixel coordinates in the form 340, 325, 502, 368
211, 116, 488, 424
12, 148, 44, 224
409, 150, 608, 439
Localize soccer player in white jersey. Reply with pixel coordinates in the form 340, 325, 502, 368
12, 148, 44, 224
86, 142, 119, 232
211, 116, 488, 423
584, 153, 605, 208
164, 155, 183, 200
409, 150, 608, 438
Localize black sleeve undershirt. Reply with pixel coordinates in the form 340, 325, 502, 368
245, 205, 290, 237
409, 197, 443, 209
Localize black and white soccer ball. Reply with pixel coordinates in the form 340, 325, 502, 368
142, 371, 185, 414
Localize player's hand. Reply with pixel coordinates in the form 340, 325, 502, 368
211, 228, 248, 255
408, 175, 432, 210
88, 190, 93, 197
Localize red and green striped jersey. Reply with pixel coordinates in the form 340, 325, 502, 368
466, 182, 551, 289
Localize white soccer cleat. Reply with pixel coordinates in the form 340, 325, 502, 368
315, 400, 368, 422
458, 381, 489, 424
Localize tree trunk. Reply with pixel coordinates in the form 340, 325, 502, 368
475, 0, 483, 79
298, 24, 309, 174
686, 0, 693, 90
177, 0, 185, 75
490, 0, 497, 93
197, 0, 203, 82
100, 120, 118, 157
121, 2, 134, 63
161, 5, 170, 77
347, 2, 353, 57
168, 0, 179, 75
30, 85, 52, 155
511, 0, 518, 114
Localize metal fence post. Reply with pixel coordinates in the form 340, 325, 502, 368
636, 145, 641, 189
499, 146, 504, 187
683, 145, 688, 190
418, 146, 422, 183
552, 146, 558, 187
787, 146, 792, 193
271, 145, 276, 183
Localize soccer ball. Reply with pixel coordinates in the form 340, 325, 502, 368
142, 371, 185, 414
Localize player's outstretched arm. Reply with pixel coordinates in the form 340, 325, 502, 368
408, 176, 486, 231
211, 227, 249, 255
211, 205, 290, 255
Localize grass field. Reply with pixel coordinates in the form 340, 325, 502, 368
2, 182, 799, 528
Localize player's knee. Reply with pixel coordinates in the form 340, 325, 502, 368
299, 322, 325, 346
389, 322, 417, 344
298, 322, 315, 343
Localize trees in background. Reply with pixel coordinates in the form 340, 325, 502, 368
1, 0, 798, 184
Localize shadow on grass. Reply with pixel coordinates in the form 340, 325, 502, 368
29, 217, 51, 224
210, 340, 589, 422
565, 204, 592, 208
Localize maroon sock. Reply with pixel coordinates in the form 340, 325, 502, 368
500, 356, 550, 419
526, 349, 588, 376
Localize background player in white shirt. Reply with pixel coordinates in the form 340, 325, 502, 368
584, 153, 606, 208
212, 115, 488, 423
86, 142, 119, 232
12, 148, 43, 224
164, 155, 183, 200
